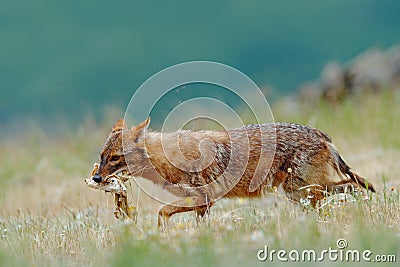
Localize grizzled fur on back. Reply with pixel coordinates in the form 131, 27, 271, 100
92, 118, 375, 225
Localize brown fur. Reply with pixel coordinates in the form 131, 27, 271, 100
93, 118, 375, 226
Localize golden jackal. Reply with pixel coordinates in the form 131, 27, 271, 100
92, 118, 375, 225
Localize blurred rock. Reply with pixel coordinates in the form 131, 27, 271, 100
321, 61, 352, 103
297, 46, 400, 104
298, 81, 322, 105
350, 48, 392, 93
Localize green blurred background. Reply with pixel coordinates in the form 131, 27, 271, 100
1, 0, 399, 125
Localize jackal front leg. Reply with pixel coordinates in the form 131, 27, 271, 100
158, 197, 211, 229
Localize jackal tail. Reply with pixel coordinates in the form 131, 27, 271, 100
328, 143, 376, 193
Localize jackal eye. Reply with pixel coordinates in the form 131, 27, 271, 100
110, 155, 120, 162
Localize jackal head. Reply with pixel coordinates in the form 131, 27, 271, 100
92, 117, 150, 183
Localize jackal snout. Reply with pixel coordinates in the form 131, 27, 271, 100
92, 173, 102, 183
91, 161, 104, 183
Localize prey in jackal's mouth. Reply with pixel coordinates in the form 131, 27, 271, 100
85, 163, 128, 195
85, 162, 136, 220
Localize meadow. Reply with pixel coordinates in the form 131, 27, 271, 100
0, 92, 399, 266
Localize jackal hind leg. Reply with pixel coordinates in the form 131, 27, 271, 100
327, 180, 362, 196
195, 202, 214, 226
283, 175, 326, 207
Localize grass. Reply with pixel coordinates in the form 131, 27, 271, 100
0, 91, 399, 266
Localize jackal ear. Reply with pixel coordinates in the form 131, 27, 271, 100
131, 117, 150, 143
112, 118, 125, 132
